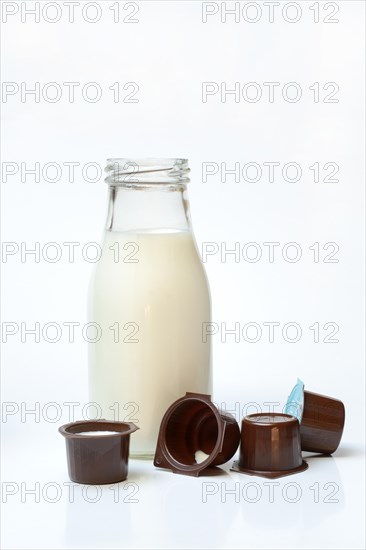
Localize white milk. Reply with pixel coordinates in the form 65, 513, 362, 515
88, 229, 211, 457
77, 431, 122, 436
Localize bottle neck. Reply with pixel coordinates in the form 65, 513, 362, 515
106, 186, 192, 233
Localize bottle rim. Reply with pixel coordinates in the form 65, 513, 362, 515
105, 158, 190, 188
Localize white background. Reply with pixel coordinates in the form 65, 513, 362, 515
1, 1, 365, 548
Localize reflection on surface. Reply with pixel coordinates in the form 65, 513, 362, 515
64, 482, 134, 549
61, 454, 356, 549
236, 453, 344, 531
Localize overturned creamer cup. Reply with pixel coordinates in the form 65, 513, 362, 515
285, 380, 345, 454
231, 413, 308, 479
59, 420, 139, 485
154, 392, 240, 476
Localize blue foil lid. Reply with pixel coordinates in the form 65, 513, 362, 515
285, 378, 305, 422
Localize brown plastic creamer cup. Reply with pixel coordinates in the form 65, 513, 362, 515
300, 391, 345, 454
231, 413, 308, 479
285, 380, 345, 454
59, 420, 139, 485
154, 392, 240, 476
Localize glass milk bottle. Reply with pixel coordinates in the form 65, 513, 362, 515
88, 159, 212, 458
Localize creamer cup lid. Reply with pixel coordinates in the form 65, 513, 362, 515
285, 378, 305, 421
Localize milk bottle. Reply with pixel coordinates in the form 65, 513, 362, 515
88, 159, 212, 457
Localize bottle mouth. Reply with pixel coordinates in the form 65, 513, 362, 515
105, 158, 190, 188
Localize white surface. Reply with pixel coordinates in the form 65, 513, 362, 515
1, 429, 365, 550
1, 1, 365, 549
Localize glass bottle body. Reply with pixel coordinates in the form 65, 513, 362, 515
88, 159, 212, 457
